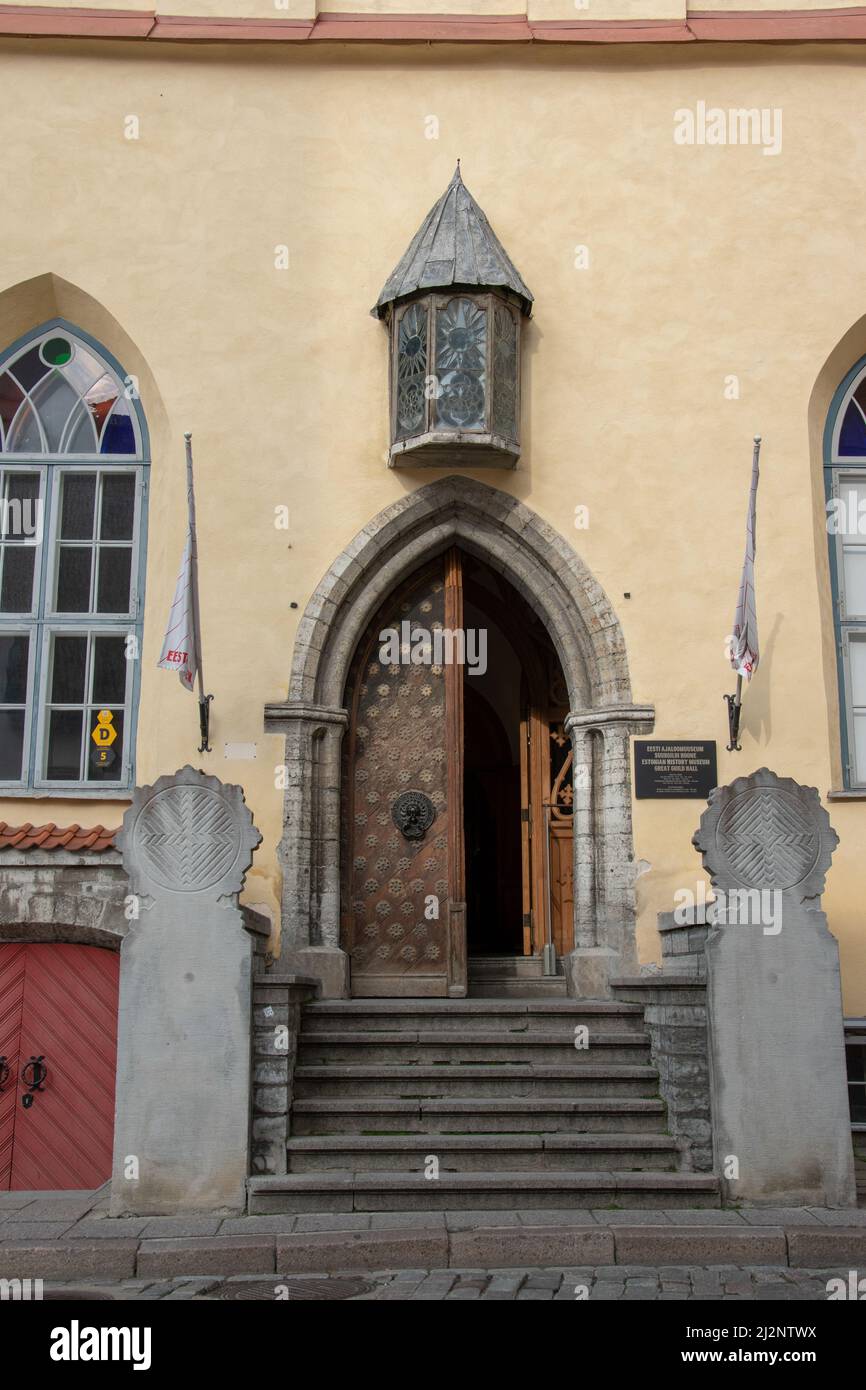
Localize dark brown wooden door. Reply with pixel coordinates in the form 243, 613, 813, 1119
342, 550, 466, 996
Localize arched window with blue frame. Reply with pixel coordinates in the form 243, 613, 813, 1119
0, 321, 148, 790
826, 356, 866, 788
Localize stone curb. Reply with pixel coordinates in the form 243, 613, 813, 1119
1, 1224, 864, 1278
787, 1227, 866, 1267
449, 1226, 614, 1268
612, 1226, 788, 1265
136, 1236, 276, 1277
275, 1229, 449, 1273
0, 1241, 138, 1279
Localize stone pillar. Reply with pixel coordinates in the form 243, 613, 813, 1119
110, 766, 262, 1216
564, 703, 653, 998
264, 700, 349, 996
694, 767, 856, 1208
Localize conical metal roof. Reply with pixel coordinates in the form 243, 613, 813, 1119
372, 165, 533, 319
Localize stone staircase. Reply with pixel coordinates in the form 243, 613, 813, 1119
247, 998, 720, 1214
467, 954, 567, 998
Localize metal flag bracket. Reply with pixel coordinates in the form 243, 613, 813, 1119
724, 685, 742, 752
198, 693, 214, 754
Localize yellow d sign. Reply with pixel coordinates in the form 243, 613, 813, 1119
91, 709, 118, 747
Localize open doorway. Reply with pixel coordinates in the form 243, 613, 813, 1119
462, 554, 571, 962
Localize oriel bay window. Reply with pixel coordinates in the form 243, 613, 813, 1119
0, 325, 147, 790
373, 166, 532, 469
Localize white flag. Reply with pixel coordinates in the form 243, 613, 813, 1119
729, 438, 761, 681
158, 531, 197, 691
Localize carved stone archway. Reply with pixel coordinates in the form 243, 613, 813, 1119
265, 475, 654, 998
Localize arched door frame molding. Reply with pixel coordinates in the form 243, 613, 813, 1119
266, 475, 654, 998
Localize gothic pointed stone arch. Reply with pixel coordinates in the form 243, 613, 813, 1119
266, 476, 654, 998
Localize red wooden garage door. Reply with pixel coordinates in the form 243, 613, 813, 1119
0, 943, 119, 1190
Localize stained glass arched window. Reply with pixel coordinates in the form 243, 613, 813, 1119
0, 323, 147, 791
0, 328, 142, 459
827, 356, 866, 787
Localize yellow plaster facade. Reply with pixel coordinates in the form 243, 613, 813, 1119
1, 29, 864, 1009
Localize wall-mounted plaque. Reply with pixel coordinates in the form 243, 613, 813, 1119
634, 741, 718, 800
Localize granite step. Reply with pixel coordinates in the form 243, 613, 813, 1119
469, 977, 568, 998
248, 1170, 721, 1214
467, 955, 558, 979
292, 1064, 660, 1099
285, 1133, 680, 1173
289, 1096, 670, 1135
296, 1030, 652, 1066
301, 999, 646, 1035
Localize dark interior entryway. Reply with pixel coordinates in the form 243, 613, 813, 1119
463, 681, 522, 954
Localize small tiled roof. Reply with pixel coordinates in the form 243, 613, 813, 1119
0, 822, 119, 852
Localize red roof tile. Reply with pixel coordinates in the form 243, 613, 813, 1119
0, 822, 119, 852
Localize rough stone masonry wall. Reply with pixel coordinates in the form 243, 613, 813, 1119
615, 908, 713, 1174
655, 910, 712, 1172
250, 969, 319, 1176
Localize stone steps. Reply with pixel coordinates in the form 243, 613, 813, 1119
469, 977, 569, 999
248, 1170, 720, 1213
297, 1030, 651, 1066
285, 1133, 680, 1172
468, 955, 553, 979
271, 995, 720, 1215
301, 999, 646, 1034
292, 1064, 660, 1099
290, 1096, 671, 1135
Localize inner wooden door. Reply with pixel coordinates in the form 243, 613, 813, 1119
341, 548, 466, 997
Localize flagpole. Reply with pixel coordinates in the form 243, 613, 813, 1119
185, 432, 213, 754
725, 435, 761, 751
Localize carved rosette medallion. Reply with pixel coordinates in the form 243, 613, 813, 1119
119, 765, 262, 900
693, 768, 838, 902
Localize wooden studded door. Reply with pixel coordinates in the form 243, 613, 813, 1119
0, 943, 119, 1190
341, 549, 467, 997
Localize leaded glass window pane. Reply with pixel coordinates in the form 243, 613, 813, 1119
42, 628, 131, 783
396, 303, 428, 440
435, 298, 487, 431
56, 547, 93, 612
0, 469, 42, 614
46, 707, 83, 779
492, 302, 518, 441
0, 332, 140, 457
0, 630, 29, 780
0, 709, 26, 780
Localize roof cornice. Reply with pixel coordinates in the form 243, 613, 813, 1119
5, 5, 866, 45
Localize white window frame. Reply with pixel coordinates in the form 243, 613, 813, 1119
45, 465, 142, 622
0, 324, 147, 794
0, 621, 37, 789
828, 368, 866, 788
34, 623, 135, 790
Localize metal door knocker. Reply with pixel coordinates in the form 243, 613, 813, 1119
21, 1056, 47, 1109
392, 790, 436, 841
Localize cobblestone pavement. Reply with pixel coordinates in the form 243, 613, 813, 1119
27, 1266, 850, 1301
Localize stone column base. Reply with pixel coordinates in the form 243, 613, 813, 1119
280, 946, 349, 999
563, 946, 623, 1000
